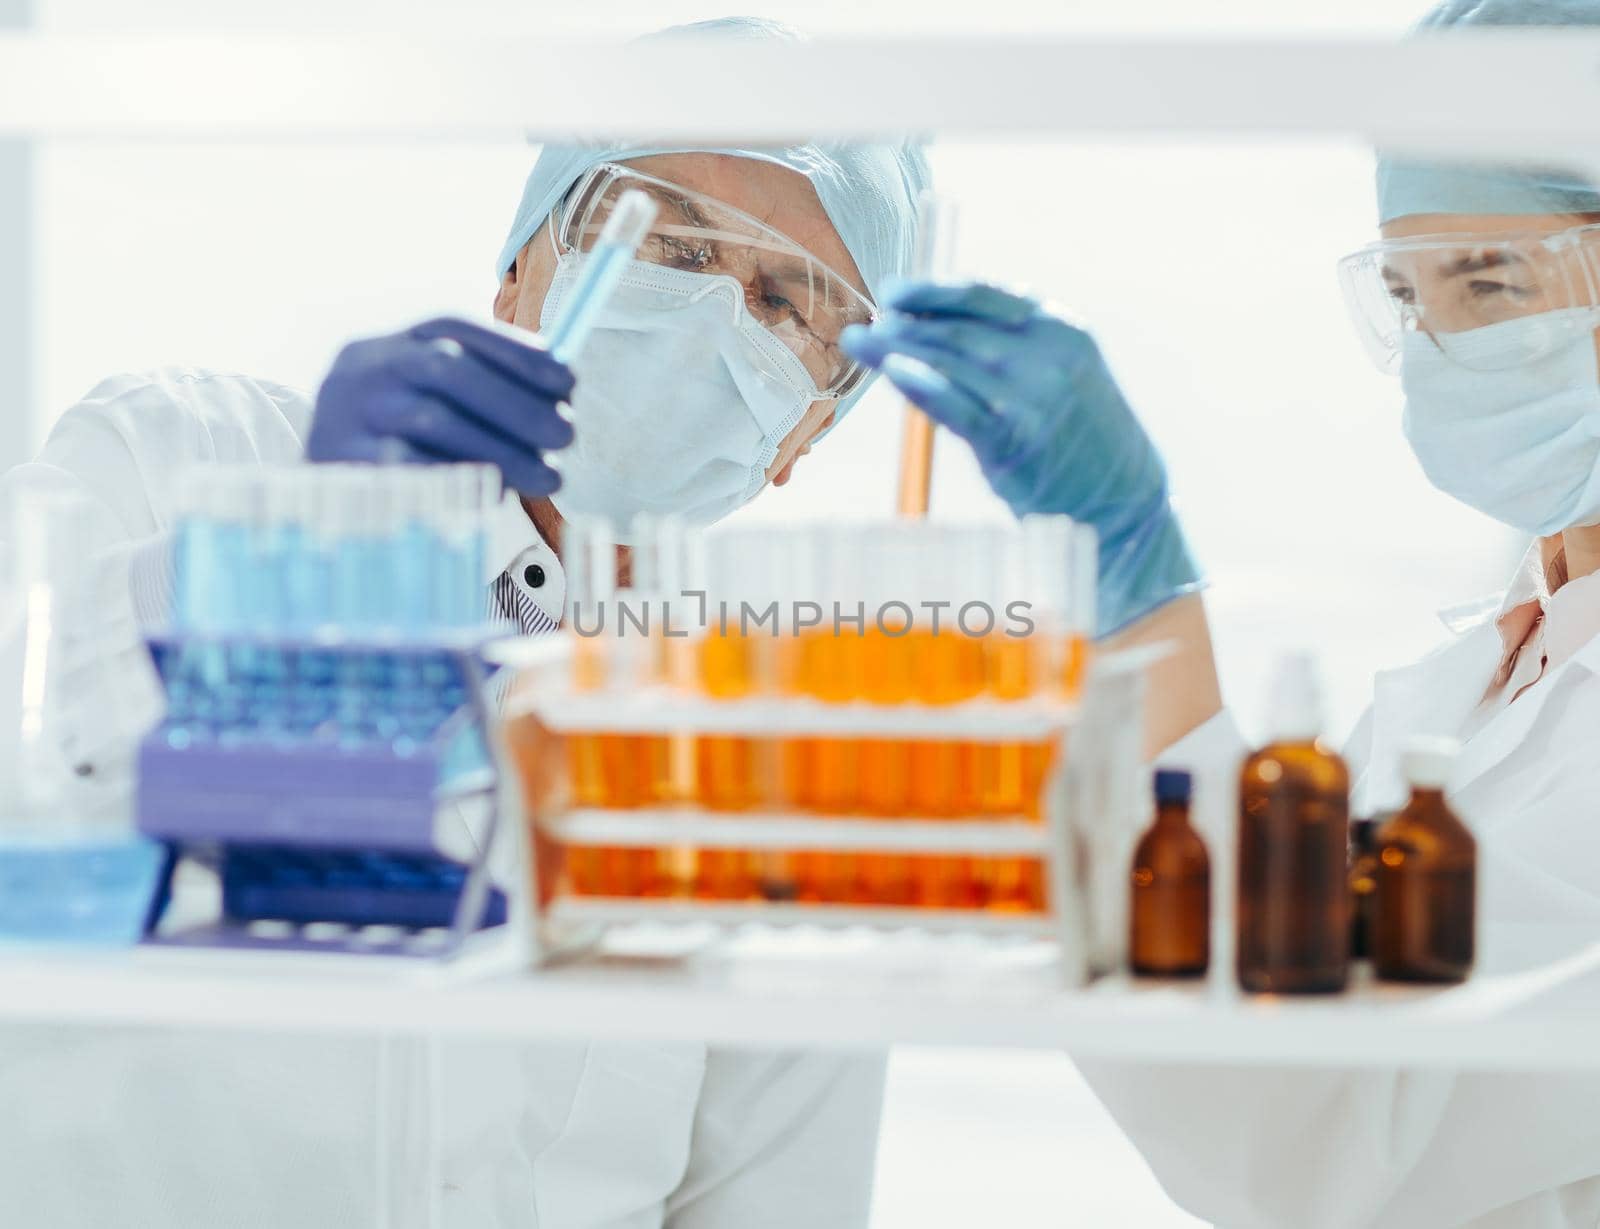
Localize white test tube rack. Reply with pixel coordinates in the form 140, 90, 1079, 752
498, 640, 1153, 985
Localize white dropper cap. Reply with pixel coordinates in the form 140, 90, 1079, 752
1401, 735, 1460, 790
1263, 651, 1326, 742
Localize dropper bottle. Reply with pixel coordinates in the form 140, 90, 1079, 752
1236, 653, 1350, 994
1372, 736, 1475, 984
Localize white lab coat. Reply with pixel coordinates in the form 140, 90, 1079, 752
0, 369, 885, 1229
1083, 574, 1600, 1228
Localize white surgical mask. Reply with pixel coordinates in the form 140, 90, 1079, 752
538, 254, 822, 542
1401, 308, 1600, 536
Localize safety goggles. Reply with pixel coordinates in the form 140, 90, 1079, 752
553, 162, 876, 397
1338, 221, 1600, 374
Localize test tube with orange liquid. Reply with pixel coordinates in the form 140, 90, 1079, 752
905, 528, 989, 908
895, 191, 958, 521
694, 530, 793, 900
983, 517, 1096, 909
628, 515, 701, 896
854, 529, 927, 906
560, 515, 656, 896
783, 526, 866, 903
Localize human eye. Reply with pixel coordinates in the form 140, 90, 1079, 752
1467, 279, 1534, 301
748, 272, 810, 328
644, 233, 714, 272
761, 285, 803, 322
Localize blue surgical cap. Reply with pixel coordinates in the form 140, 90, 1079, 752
1377, 0, 1600, 221
495, 17, 931, 420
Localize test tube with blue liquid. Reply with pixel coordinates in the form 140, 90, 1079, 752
542, 189, 658, 366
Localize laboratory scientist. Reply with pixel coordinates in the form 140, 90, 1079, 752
848, 0, 1600, 1224
0, 18, 921, 1229
0, 12, 1227, 1226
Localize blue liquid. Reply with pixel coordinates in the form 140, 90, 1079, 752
0, 830, 166, 946
545, 244, 635, 366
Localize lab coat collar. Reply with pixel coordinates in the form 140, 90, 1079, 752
1435, 543, 1545, 688
1368, 543, 1600, 810
1542, 568, 1600, 673
1364, 622, 1504, 812
483, 491, 565, 629
485, 492, 550, 584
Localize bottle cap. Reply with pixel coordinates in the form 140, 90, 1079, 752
1401, 735, 1460, 790
1263, 651, 1325, 742
1153, 768, 1192, 805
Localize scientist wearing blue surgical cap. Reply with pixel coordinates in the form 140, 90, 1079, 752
309, 17, 928, 554
0, 22, 919, 1229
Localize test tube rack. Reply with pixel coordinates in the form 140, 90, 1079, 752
502, 641, 1151, 983
134, 627, 521, 959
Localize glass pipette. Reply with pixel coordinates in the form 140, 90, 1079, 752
895, 192, 959, 518
542, 189, 658, 365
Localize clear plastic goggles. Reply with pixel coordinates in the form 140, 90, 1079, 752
554, 162, 877, 398
1338, 222, 1600, 374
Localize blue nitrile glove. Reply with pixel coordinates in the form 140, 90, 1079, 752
841, 280, 1202, 636
308, 317, 575, 496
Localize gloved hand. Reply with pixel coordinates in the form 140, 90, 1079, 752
308, 317, 575, 495
840, 280, 1202, 636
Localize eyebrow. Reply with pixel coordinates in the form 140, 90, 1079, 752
637, 182, 713, 231
1438, 249, 1528, 278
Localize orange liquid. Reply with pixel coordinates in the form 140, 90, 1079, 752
694, 630, 764, 898
772, 636, 813, 906
561, 846, 1049, 913
982, 857, 1047, 914
791, 629, 865, 897
978, 633, 1036, 817
979, 631, 1059, 904
565, 844, 655, 897
858, 622, 917, 901
902, 630, 986, 903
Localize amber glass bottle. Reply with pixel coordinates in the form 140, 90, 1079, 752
1237, 654, 1350, 994
1129, 769, 1210, 977
1373, 737, 1475, 984
1347, 817, 1382, 961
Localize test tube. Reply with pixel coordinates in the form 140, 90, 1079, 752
173, 468, 219, 632
436, 465, 497, 632
691, 530, 770, 901
559, 515, 612, 895
909, 526, 986, 909
895, 192, 959, 519
292, 472, 339, 738
623, 516, 696, 895
184, 466, 249, 635
793, 525, 865, 904
250, 470, 297, 739
542, 190, 658, 366
629, 515, 694, 801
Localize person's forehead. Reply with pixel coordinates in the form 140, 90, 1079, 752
620, 153, 869, 298
1379, 212, 1581, 243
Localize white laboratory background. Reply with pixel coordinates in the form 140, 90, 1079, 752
14, 0, 1525, 1224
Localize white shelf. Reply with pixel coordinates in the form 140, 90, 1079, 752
3, 33, 1600, 160
0, 924, 1596, 1072
547, 898, 1059, 936
523, 691, 1074, 740
549, 809, 1051, 853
